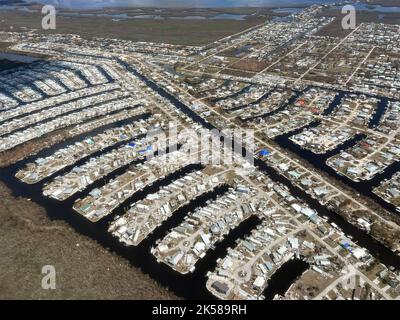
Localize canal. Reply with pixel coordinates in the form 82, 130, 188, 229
263, 259, 310, 300
274, 130, 400, 216
115, 60, 400, 270
1, 59, 400, 301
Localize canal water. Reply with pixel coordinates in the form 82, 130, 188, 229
269, 87, 399, 215
1, 59, 400, 301
370, 97, 388, 128
0, 59, 25, 72
274, 122, 400, 216
0, 96, 259, 299
0, 154, 237, 299
323, 91, 346, 116
263, 259, 310, 300
114, 61, 400, 271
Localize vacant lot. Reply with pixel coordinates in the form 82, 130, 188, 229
0, 182, 178, 300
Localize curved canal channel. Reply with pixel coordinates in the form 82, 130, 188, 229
119, 62, 400, 269
1, 60, 400, 300
263, 259, 310, 300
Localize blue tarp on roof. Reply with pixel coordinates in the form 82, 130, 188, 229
341, 242, 351, 249
138, 146, 153, 154
258, 149, 271, 157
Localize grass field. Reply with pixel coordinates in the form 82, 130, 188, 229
0, 11, 266, 46
316, 9, 400, 38
0, 182, 178, 300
